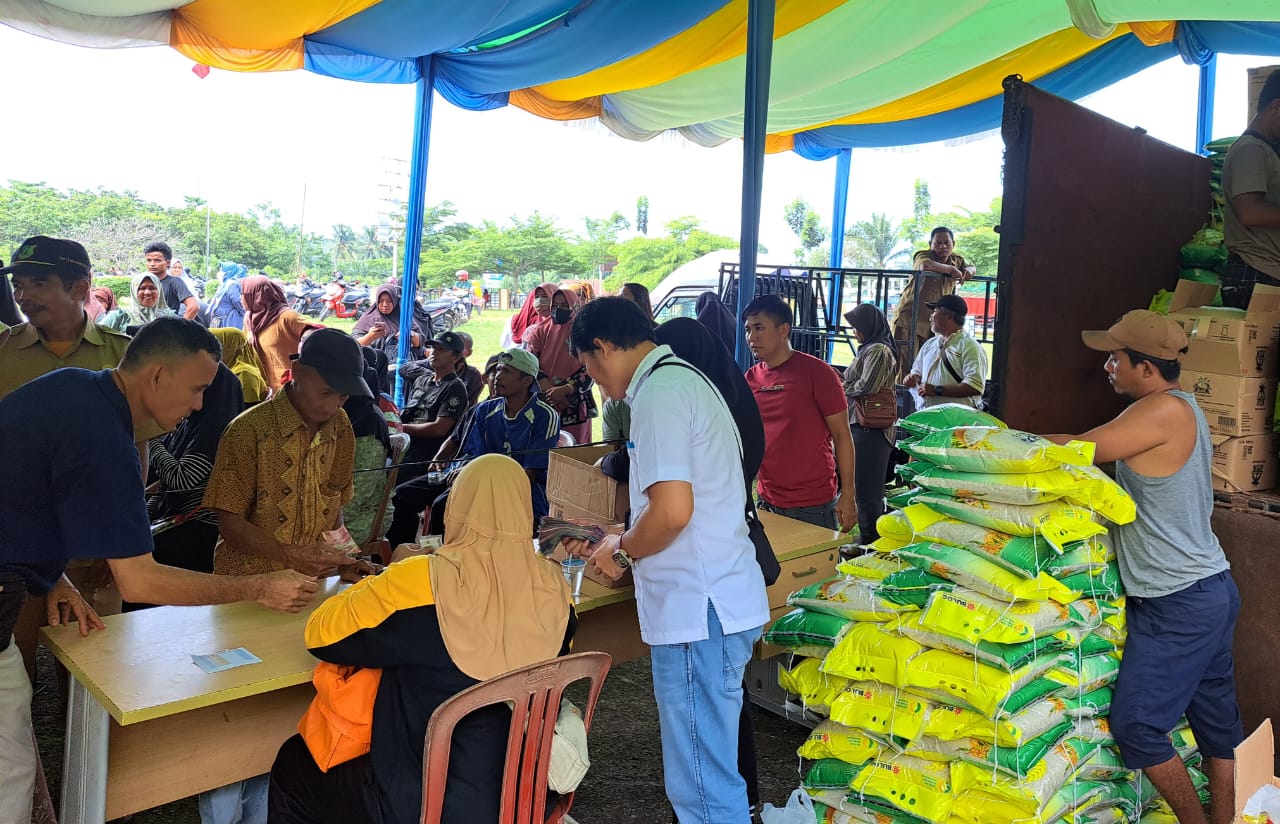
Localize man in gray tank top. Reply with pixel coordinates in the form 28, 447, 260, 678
1046, 310, 1242, 824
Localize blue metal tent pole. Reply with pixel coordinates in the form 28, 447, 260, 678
395, 57, 437, 407
733, 0, 776, 371
1195, 53, 1217, 156
826, 148, 851, 360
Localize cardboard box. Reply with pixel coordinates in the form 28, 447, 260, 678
1181, 371, 1278, 436
1212, 433, 1280, 494
1169, 281, 1280, 379
544, 445, 631, 588
1249, 65, 1280, 120
1231, 718, 1280, 824
545, 445, 618, 523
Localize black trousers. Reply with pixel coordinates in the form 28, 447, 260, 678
268, 733, 380, 824
850, 424, 893, 542
384, 477, 449, 548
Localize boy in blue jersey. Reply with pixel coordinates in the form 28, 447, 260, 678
384, 348, 560, 546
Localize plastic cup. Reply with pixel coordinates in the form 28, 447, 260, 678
560, 557, 586, 601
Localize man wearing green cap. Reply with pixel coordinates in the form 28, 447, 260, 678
384, 347, 559, 545
1046, 309, 1241, 824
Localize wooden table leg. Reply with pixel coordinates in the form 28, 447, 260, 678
60, 675, 109, 824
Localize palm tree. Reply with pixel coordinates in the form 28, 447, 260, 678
331, 224, 357, 263
845, 213, 911, 268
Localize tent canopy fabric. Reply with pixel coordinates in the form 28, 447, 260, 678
6, 1, 1280, 153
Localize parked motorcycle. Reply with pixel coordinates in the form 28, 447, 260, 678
317, 282, 371, 321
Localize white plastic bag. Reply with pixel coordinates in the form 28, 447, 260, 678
761, 788, 816, 824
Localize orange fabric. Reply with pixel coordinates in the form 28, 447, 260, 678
1129, 20, 1177, 46
508, 89, 602, 121
298, 662, 383, 772
170, 0, 378, 72
764, 133, 795, 154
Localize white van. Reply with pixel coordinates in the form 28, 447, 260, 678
649, 250, 738, 322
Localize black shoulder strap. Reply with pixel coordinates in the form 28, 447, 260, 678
940, 350, 964, 384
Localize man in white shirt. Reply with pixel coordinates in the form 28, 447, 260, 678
565, 297, 769, 824
904, 294, 987, 411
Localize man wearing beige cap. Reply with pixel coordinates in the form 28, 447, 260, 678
1047, 309, 1241, 824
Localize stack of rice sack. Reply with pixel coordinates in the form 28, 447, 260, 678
768, 405, 1205, 824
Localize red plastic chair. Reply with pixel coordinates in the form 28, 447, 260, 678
419, 651, 612, 824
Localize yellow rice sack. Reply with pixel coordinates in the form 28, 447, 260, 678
1045, 537, 1115, 578
822, 622, 924, 687
836, 553, 907, 581
850, 754, 955, 824
895, 612, 1062, 673
903, 648, 1065, 717
910, 464, 1136, 525
798, 719, 883, 765
911, 492, 1107, 551
809, 791, 928, 824
902, 427, 1094, 474
950, 737, 1098, 818
877, 504, 1060, 579
788, 576, 911, 622
919, 588, 1085, 644
827, 681, 931, 742
909, 721, 1075, 778
778, 657, 849, 715
1046, 653, 1121, 693
900, 403, 1008, 437
923, 694, 1072, 748
895, 542, 1077, 603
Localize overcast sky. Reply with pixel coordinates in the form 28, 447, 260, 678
0, 24, 1276, 261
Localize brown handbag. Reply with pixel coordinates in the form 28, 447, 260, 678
854, 386, 898, 429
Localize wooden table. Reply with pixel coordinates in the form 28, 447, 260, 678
41, 512, 845, 823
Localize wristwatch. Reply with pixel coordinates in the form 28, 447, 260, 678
931, 384, 943, 396
612, 541, 633, 570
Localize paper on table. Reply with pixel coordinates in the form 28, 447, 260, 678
191, 647, 262, 674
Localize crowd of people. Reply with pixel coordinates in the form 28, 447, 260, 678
0, 222, 1241, 824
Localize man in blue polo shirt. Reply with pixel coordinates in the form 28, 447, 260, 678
0, 317, 318, 824
383, 348, 560, 545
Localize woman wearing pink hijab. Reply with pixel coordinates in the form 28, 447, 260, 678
242, 275, 318, 391
524, 287, 596, 443
502, 281, 558, 348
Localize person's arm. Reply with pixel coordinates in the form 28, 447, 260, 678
304, 556, 438, 667
1231, 192, 1280, 230
844, 344, 894, 399
403, 415, 457, 439
1043, 398, 1174, 465
397, 359, 431, 381
181, 296, 200, 320
925, 344, 983, 399
207, 508, 350, 577
106, 553, 318, 612
915, 252, 962, 279
148, 438, 214, 494
585, 480, 693, 579
825, 411, 858, 531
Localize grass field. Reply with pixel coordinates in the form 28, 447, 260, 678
320, 309, 514, 364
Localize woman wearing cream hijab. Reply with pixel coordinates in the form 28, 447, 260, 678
270, 454, 575, 824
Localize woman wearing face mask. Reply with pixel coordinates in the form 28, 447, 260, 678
101, 272, 175, 331
500, 282, 558, 349
524, 287, 595, 444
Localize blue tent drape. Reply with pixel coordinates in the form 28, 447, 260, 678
827, 148, 851, 359
396, 56, 438, 406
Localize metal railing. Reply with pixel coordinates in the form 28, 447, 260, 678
717, 262, 997, 368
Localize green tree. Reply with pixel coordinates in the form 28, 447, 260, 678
604, 218, 735, 291
845, 213, 911, 268
901, 177, 933, 246
577, 211, 629, 277
783, 197, 828, 263
636, 195, 650, 236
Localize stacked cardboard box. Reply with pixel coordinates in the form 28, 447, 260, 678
1169, 280, 1280, 493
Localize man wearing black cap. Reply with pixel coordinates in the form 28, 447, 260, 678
903, 293, 987, 411
396, 330, 470, 481
204, 328, 372, 579
0, 235, 132, 399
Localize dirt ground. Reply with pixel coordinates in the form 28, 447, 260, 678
33, 648, 810, 823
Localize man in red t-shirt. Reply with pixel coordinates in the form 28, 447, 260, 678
743, 295, 856, 532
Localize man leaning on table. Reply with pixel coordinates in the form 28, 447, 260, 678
564, 297, 769, 824
0, 316, 318, 824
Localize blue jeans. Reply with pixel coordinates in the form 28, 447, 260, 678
650, 604, 762, 824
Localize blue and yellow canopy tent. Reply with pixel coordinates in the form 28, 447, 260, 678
8, 1, 1280, 373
